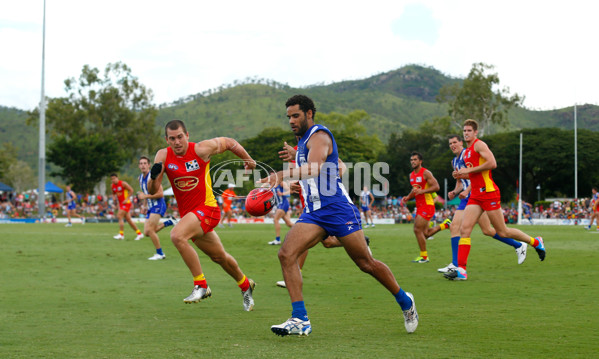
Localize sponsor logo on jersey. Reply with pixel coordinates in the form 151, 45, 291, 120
185, 159, 200, 172
167, 163, 179, 171
174, 176, 200, 191
196, 209, 205, 217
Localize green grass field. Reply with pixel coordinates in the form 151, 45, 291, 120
1, 223, 598, 358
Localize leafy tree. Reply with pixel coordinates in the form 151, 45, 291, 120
437, 62, 523, 136
0, 142, 18, 182
28, 62, 160, 192
381, 117, 456, 197
4, 160, 35, 193
47, 134, 124, 193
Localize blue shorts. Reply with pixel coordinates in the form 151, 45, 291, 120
297, 200, 362, 237
277, 201, 290, 212
361, 205, 370, 212
146, 202, 167, 218
457, 195, 470, 211
67, 203, 77, 210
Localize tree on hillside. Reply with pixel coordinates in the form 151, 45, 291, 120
437, 62, 523, 136
0, 142, 18, 182
381, 118, 455, 197
4, 160, 35, 193
27, 62, 160, 193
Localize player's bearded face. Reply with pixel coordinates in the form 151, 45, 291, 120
287, 105, 310, 137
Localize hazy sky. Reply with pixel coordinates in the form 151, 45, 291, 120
1, 0, 597, 111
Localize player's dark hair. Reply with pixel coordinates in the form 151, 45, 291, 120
410, 151, 423, 161
165, 120, 187, 136
139, 156, 151, 163
110, 173, 117, 177
286, 95, 316, 119
448, 134, 462, 141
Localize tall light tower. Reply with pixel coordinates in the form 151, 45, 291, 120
38, 0, 47, 220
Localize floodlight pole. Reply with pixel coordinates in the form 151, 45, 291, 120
38, 0, 47, 220
517, 133, 523, 225
574, 104, 578, 200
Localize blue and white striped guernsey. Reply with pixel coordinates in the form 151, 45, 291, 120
295, 124, 352, 213
452, 148, 470, 190
139, 172, 166, 209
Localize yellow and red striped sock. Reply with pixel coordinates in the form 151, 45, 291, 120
194, 273, 207, 288
237, 275, 250, 292
136, 229, 142, 235
420, 251, 428, 260
529, 237, 538, 247
457, 237, 471, 270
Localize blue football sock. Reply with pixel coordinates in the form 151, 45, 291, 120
291, 301, 308, 321
493, 233, 520, 248
394, 288, 412, 311
163, 219, 174, 227
276, 236, 280, 242
451, 236, 460, 266
157, 248, 164, 255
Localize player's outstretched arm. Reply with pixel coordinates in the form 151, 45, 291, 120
148, 149, 167, 195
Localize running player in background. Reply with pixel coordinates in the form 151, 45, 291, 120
220, 183, 236, 228
268, 181, 293, 245
63, 185, 85, 227
586, 187, 599, 230
401, 152, 451, 263
110, 174, 143, 240
445, 119, 546, 281
262, 94, 418, 336
438, 135, 527, 274
360, 186, 375, 228
137, 156, 177, 260
148, 120, 256, 310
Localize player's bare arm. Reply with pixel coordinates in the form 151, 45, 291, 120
196, 137, 256, 170
148, 148, 167, 195
449, 181, 463, 200
261, 131, 331, 187
139, 185, 164, 200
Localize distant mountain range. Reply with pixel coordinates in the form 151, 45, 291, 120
3, 64, 598, 168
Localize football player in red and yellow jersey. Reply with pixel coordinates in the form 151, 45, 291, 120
400, 152, 450, 263
148, 120, 257, 311
446, 119, 546, 281
110, 174, 143, 240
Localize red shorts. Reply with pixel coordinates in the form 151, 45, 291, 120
119, 202, 132, 212
416, 204, 436, 221
467, 191, 501, 211
186, 205, 221, 234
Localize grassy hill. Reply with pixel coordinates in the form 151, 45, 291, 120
3, 64, 599, 170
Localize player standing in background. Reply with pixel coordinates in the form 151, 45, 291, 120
220, 183, 236, 228
148, 120, 256, 310
111, 174, 143, 240
64, 185, 85, 227
360, 186, 375, 227
445, 119, 546, 281
401, 152, 451, 263
438, 135, 527, 274
586, 187, 599, 230
262, 94, 418, 336
137, 156, 178, 260
268, 181, 293, 245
